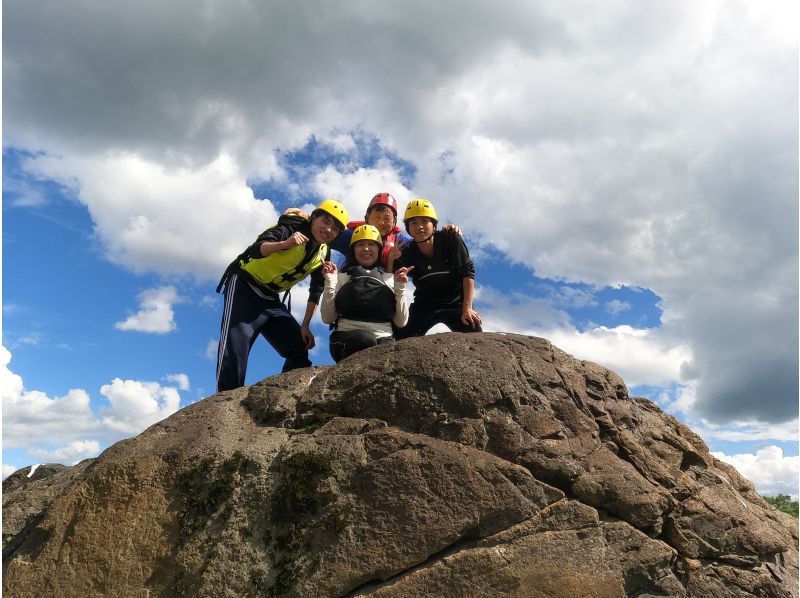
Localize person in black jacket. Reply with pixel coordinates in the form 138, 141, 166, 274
393, 199, 482, 338
215, 199, 348, 391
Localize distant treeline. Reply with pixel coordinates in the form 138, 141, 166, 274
762, 494, 799, 518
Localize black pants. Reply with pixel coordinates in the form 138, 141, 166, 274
216, 274, 311, 392
395, 303, 482, 339
329, 329, 395, 363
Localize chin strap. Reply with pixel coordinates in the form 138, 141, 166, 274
414, 231, 435, 244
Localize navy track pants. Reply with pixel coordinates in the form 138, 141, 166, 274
216, 274, 311, 392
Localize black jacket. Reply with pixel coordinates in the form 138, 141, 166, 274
395, 231, 475, 306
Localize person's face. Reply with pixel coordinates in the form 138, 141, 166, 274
366, 204, 396, 237
310, 212, 343, 244
407, 216, 435, 242
353, 240, 381, 267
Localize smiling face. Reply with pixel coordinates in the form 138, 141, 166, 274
310, 211, 344, 244
352, 239, 381, 267
406, 216, 436, 242
366, 204, 396, 237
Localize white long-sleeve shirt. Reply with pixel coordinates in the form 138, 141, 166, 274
320, 268, 409, 338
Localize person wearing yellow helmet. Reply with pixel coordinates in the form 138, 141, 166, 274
284, 192, 462, 269
392, 198, 482, 338
320, 224, 412, 362
214, 199, 348, 391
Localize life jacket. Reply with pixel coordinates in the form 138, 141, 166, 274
239, 243, 327, 293
346, 220, 401, 267
334, 266, 395, 323
216, 215, 327, 294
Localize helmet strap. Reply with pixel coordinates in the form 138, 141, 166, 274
414, 229, 435, 245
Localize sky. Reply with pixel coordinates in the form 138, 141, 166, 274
2, 0, 798, 498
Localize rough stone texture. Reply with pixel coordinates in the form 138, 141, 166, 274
2, 333, 797, 597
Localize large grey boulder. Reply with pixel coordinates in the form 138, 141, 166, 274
3, 333, 797, 597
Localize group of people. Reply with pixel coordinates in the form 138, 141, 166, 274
215, 193, 482, 392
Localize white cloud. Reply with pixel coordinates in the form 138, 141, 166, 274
289, 280, 312, 322
165, 373, 190, 391
99, 378, 181, 435
2, 345, 99, 446
5, 0, 796, 428
310, 163, 412, 219
199, 294, 218, 309
24, 153, 279, 280
474, 286, 691, 388
205, 339, 218, 362
605, 300, 632, 315
2, 464, 21, 479
29, 440, 101, 465
115, 286, 181, 334
696, 419, 799, 443
712, 446, 800, 499
541, 325, 692, 388
476, 285, 572, 333
2, 345, 184, 453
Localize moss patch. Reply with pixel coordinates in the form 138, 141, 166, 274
265, 449, 352, 596
176, 451, 258, 536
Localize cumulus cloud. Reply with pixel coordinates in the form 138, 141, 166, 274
2, 345, 184, 453
25, 153, 278, 280
165, 373, 190, 391
309, 163, 411, 218
115, 286, 182, 333
542, 325, 692, 388
5, 0, 796, 428
98, 378, 181, 435
2, 346, 98, 446
475, 285, 690, 388
29, 440, 101, 465
712, 446, 800, 499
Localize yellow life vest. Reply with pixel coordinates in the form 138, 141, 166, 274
240, 243, 327, 293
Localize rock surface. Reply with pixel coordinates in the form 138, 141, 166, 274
3, 333, 797, 597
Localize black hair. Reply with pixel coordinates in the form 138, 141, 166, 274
343, 242, 382, 273
311, 209, 344, 231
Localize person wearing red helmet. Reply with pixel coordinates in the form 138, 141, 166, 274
286, 192, 461, 269
329, 192, 413, 267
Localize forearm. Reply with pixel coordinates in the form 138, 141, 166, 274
320, 274, 339, 324
301, 302, 318, 327
259, 240, 287, 257
393, 281, 409, 327
462, 277, 475, 309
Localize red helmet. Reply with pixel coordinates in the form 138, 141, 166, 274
367, 192, 398, 215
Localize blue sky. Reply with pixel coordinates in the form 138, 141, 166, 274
3, 0, 798, 497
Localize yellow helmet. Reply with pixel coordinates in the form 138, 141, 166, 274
403, 198, 438, 225
314, 199, 349, 229
350, 224, 383, 246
